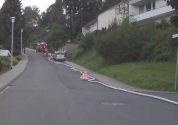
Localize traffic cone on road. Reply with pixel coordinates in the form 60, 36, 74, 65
80, 71, 89, 80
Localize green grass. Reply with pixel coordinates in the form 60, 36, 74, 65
70, 48, 177, 91
0, 56, 21, 72
99, 62, 176, 91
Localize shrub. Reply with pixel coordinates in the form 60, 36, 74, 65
141, 23, 177, 61
0, 57, 10, 71
79, 33, 95, 52
95, 21, 146, 64
95, 20, 178, 64
16, 56, 21, 61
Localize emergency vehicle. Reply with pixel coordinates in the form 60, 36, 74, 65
36, 42, 49, 56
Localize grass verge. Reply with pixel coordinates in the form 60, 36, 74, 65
69, 49, 177, 91
0, 56, 21, 74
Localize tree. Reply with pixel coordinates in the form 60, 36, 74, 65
23, 6, 40, 28
63, 0, 103, 37
45, 23, 70, 51
167, 0, 178, 27
102, 0, 121, 10
39, 0, 64, 28
167, 0, 178, 10
23, 6, 40, 47
0, 0, 24, 54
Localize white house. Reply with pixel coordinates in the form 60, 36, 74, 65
82, 19, 98, 36
82, 1, 128, 35
98, 1, 128, 30
129, 0, 175, 22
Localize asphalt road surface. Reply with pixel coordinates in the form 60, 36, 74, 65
0, 50, 178, 125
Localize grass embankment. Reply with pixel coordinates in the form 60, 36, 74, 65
70, 49, 177, 91
0, 56, 21, 74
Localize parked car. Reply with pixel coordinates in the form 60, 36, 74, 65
53, 52, 66, 62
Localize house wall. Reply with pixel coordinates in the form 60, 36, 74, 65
82, 21, 98, 35
98, 2, 127, 30
82, 1, 128, 35
129, 0, 174, 22
98, 6, 117, 30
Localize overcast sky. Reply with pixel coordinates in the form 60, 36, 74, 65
0, 0, 56, 12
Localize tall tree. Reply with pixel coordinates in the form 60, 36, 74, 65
39, 0, 64, 28
167, 0, 178, 27
0, 0, 24, 54
23, 6, 40, 46
23, 6, 40, 28
102, 0, 121, 10
63, 0, 103, 37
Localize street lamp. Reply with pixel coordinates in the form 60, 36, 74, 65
11, 17, 15, 69
172, 34, 178, 90
21, 28, 23, 55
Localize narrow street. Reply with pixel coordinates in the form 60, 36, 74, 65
0, 50, 177, 125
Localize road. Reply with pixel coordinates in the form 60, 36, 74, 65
0, 50, 178, 125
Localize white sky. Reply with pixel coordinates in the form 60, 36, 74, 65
0, 0, 56, 13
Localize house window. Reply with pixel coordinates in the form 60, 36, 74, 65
152, 0, 155, 9
146, 2, 151, 11
139, 5, 144, 14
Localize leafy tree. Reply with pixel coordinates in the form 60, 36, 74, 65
102, 0, 121, 10
23, 6, 40, 47
39, 0, 64, 28
63, 0, 103, 37
167, 0, 178, 10
0, 0, 24, 54
167, 0, 178, 27
23, 6, 40, 28
45, 23, 70, 51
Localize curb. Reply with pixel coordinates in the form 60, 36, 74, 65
0, 54, 29, 92
65, 61, 141, 91
66, 61, 178, 94
64, 61, 178, 105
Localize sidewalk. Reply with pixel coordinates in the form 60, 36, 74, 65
0, 54, 28, 91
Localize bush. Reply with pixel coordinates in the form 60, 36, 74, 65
95, 20, 178, 64
16, 56, 21, 61
79, 33, 95, 52
95, 21, 146, 64
0, 57, 10, 71
141, 23, 177, 61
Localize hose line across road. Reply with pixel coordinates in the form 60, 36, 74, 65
0, 49, 178, 125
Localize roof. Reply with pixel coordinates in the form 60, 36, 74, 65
83, 18, 97, 28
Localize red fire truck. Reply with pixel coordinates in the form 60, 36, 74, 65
36, 42, 48, 56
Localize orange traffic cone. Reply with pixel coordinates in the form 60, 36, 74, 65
80, 71, 89, 80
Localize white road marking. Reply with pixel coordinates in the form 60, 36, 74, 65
48, 56, 178, 105
0, 86, 10, 95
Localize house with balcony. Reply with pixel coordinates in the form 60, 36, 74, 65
129, 0, 175, 22
82, 0, 128, 35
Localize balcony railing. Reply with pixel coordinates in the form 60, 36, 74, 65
129, 0, 150, 5
130, 6, 174, 22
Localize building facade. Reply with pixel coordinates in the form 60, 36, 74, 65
129, 0, 174, 22
98, 2, 128, 30
82, 1, 128, 35
82, 19, 98, 36
82, 0, 175, 35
